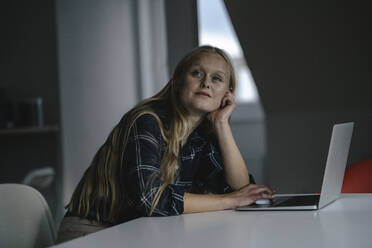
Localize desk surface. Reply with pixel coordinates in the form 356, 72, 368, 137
52, 194, 372, 248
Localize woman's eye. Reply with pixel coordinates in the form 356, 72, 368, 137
213, 76, 223, 82
191, 70, 201, 77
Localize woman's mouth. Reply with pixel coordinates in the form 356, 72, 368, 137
195, 92, 211, 97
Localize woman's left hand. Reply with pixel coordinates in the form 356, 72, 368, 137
207, 91, 236, 125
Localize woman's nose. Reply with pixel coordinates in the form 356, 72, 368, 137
200, 76, 210, 88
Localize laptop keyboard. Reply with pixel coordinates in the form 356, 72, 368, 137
273, 195, 320, 207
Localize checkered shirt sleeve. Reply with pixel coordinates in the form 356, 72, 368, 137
125, 114, 186, 216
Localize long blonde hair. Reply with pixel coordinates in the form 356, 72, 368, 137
66, 45, 236, 223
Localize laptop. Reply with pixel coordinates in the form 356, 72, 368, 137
236, 122, 354, 211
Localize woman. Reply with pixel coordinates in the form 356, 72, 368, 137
57, 45, 273, 243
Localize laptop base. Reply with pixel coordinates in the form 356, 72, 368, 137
236, 194, 319, 211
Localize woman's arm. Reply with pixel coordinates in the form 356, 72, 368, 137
207, 91, 250, 190
183, 193, 231, 213
184, 92, 275, 214
214, 121, 249, 190
125, 114, 186, 216
183, 183, 274, 214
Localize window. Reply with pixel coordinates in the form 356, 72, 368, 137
197, 0, 259, 103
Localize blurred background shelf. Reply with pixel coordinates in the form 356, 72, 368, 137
0, 125, 59, 135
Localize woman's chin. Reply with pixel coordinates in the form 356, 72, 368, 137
183, 102, 219, 117
192, 107, 216, 116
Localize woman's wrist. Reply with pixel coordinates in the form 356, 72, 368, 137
221, 192, 238, 210
184, 192, 237, 213
213, 119, 231, 133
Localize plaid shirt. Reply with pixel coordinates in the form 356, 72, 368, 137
118, 113, 233, 222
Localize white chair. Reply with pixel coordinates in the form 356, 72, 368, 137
0, 184, 56, 248
23, 167, 55, 189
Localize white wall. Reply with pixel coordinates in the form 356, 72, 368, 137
56, 0, 138, 219
136, 0, 169, 98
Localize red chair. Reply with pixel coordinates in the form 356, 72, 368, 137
341, 159, 372, 193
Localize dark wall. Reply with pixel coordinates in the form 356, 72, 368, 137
0, 1, 61, 218
165, 0, 199, 75
0, 1, 60, 124
225, 1, 372, 112
225, 0, 372, 192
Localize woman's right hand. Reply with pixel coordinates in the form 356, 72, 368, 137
227, 184, 274, 209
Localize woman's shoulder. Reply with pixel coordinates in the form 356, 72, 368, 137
135, 113, 158, 124
132, 113, 166, 139
134, 113, 160, 129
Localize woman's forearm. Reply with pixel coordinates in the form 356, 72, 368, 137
183, 192, 234, 214
214, 121, 250, 190
183, 184, 274, 214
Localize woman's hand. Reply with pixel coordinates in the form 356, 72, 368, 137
207, 91, 236, 125
183, 184, 274, 214
227, 184, 274, 209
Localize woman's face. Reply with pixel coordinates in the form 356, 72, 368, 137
179, 53, 230, 116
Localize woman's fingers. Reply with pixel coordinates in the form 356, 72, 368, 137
256, 185, 274, 196
243, 184, 274, 196
224, 92, 235, 106
234, 184, 274, 206
221, 96, 227, 108
219, 93, 236, 118
208, 92, 237, 125
257, 192, 274, 199
221, 92, 232, 107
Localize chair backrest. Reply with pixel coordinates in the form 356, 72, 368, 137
342, 159, 372, 193
0, 184, 56, 248
23, 167, 55, 189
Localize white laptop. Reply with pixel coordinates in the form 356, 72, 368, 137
236, 122, 354, 211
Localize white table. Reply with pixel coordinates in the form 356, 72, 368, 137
52, 194, 372, 248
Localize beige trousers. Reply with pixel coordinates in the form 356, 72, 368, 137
56, 216, 110, 244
